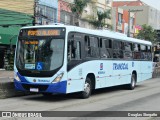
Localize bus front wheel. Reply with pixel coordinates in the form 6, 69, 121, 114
79, 77, 92, 99
127, 73, 136, 90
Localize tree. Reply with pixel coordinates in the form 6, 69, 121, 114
136, 24, 157, 42
87, 9, 111, 29
69, 0, 91, 26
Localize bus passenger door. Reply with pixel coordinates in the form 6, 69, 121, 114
67, 33, 85, 93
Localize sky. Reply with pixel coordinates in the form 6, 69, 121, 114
113, 0, 160, 11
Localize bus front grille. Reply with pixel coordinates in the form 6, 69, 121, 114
22, 84, 49, 91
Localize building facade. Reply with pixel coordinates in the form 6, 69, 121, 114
36, 0, 58, 25
113, 0, 144, 37
58, 0, 74, 25
79, 0, 113, 29
0, 0, 34, 69
113, 0, 160, 37
135, 5, 160, 30
57, 0, 113, 29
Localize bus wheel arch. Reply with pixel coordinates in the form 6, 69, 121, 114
132, 70, 137, 83
79, 73, 95, 99
86, 73, 96, 90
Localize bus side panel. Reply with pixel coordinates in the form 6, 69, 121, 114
67, 65, 85, 93
66, 60, 152, 94
140, 61, 152, 82
67, 60, 110, 93
112, 61, 131, 86
134, 61, 141, 82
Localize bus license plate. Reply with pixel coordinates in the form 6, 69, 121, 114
30, 88, 39, 92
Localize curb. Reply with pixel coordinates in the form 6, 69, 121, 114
0, 81, 29, 99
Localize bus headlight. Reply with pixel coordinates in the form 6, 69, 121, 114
52, 73, 64, 83
15, 75, 21, 81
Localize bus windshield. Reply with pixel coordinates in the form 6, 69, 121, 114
16, 38, 64, 71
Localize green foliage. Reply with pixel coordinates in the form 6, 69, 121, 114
88, 9, 111, 29
136, 24, 157, 42
69, 0, 91, 18
4, 50, 14, 71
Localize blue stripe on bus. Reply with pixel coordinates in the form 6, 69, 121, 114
14, 80, 67, 94
46, 81, 67, 93
17, 72, 29, 83
14, 79, 26, 91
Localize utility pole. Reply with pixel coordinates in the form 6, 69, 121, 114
127, 9, 131, 37
127, 9, 143, 37
33, 0, 39, 26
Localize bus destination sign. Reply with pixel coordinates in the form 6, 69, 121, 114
27, 29, 61, 36
20, 28, 65, 37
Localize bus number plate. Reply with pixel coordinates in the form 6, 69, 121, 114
30, 88, 39, 92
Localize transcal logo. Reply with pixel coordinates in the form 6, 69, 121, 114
113, 63, 128, 70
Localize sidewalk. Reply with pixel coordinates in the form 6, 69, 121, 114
0, 70, 14, 83
0, 70, 28, 99
0, 70, 14, 77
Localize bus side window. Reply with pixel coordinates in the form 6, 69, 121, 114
140, 44, 147, 60
68, 33, 81, 61
90, 36, 98, 58
74, 41, 81, 60
133, 44, 141, 59
147, 46, 152, 61
124, 42, 132, 59
100, 38, 112, 58
67, 33, 73, 61
68, 39, 81, 60
113, 40, 123, 59
85, 36, 90, 57
85, 35, 99, 58
113, 40, 117, 58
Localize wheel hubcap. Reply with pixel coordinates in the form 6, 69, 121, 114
84, 82, 90, 94
132, 77, 135, 87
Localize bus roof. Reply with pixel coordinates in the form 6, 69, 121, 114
21, 24, 152, 45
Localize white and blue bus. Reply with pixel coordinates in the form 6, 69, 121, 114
14, 24, 152, 98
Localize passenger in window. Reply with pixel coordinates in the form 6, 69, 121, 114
85, 45, 91, 57
71, 47, 76, 58
101, 53, 108, 58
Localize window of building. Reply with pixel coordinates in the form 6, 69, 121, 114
106, 0, 110, 4
130, 17, 135, 29
118, 13, 123, 25
37, 4, 57, 25
60, 11, 73, 25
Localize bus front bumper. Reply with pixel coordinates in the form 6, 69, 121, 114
14, 80, 67, 94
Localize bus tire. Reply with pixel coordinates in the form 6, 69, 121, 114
79, 77, 92, 99
127, 73, 136, 90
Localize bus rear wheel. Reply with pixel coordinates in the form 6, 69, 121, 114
79, 77, 92, 99
127, 73, 136, 90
